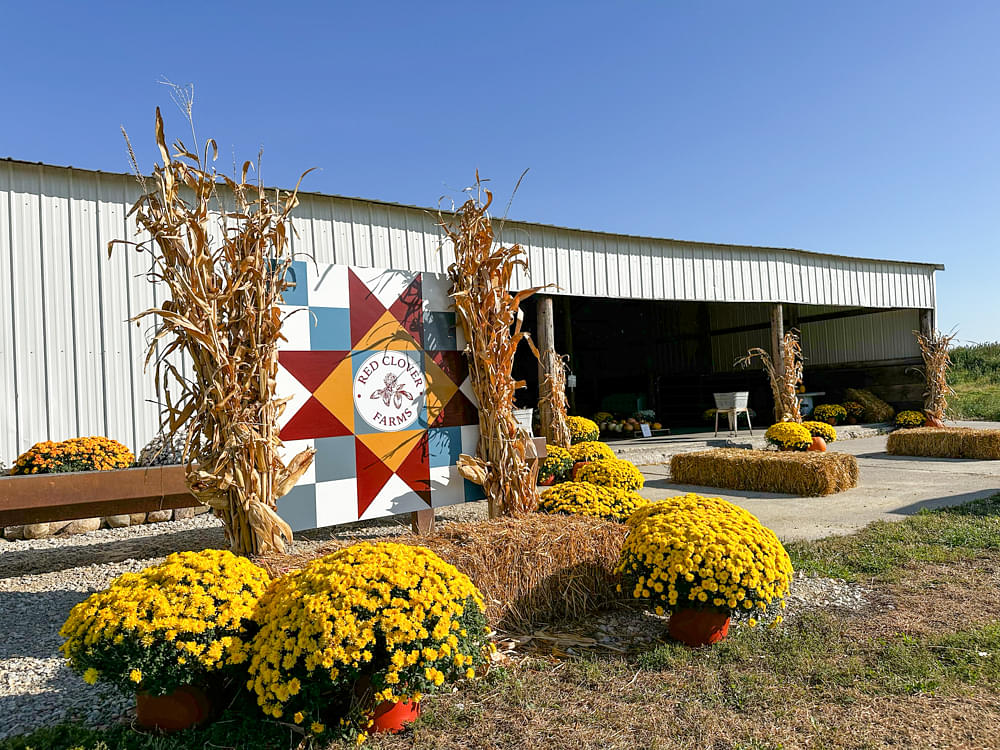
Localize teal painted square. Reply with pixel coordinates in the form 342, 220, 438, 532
310, 307, 351, 351
464, 479, 485, 503
276, 483, 317, 531
314, 436, 356, 481
427, 427, 461, 468
422, 311, 457, 350
281, 260, 309, 306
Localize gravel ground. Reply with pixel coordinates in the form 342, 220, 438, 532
0, 500, 864, 741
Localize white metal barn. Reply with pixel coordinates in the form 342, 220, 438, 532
0, 158, 942, 460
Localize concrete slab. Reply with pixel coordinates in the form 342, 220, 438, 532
638, 422, 1000, 542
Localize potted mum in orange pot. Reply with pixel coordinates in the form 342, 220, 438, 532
60, 549, 271, 731
616, 494, 793, 647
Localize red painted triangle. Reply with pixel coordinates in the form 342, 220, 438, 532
395, 432, 431, 504
431, 389, 479, 428
388, 274, 423, 347
279, 396, 351, 440
349, 269, 388, 348
355, 437, 395, 517
428, 350, 468, 386
279, 351, 350, 393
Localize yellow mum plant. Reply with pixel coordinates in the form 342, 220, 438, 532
12, 436, 134, 474
538, 444, 573, 484
812, 403, 847, 425
616, 494, 793, 624
801, 420, 837, 442
575, 458, 644, 491
843, 401, 864, 420
567, 416, 600, 444
538, 481, 647, 522
896, 410, 926, 428
60, 549, 270, 695
569, 440, 616, 463
764, 422, 812, 451
241, 542, 492, 742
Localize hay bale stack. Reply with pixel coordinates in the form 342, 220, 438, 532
670, 449, 859, 496
259, 514, 628, 630
886, 427, 1000, 459
844, 388, 895, 423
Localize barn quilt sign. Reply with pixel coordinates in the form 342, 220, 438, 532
273, 261, 483, 531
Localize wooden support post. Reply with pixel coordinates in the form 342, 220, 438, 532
919, 308, 934, 338
770, 303, 785, 378
410, 508, 435, 535
537, 295, 556, 440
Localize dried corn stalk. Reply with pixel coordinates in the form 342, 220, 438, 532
112, 108, 315, 556
736, 329, 803, 422
444, 178, 542, 518
527, 339, 571, 449
914, 329, 956, 421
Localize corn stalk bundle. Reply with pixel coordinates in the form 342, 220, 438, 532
527, 339, 571, 449
443, 179, 542, 518
914, 329, 956, 421
736, 329, 803, 423
113, 108, 315, 556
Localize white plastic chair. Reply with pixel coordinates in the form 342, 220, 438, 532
713, 392, 752, 436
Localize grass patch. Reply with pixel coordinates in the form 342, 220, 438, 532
786, 493, 1000, 581
947, 342, 1000, 421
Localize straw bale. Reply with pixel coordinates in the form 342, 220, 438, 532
844, 388, 895, 423
886, 427, 1000, 460
259, 514, 628, 631
670, 449, 859, 497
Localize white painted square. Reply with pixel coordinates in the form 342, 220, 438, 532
422, 272, 454, 313
278, 306, 311, 350
307, 263, 349, 308
460, 425, 481, 456
315, 477, 361, 528
274, 363, 313, 430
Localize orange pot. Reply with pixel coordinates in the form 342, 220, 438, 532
369, 699, 421, 734
538, 474, 556, 486
571, 461, 590, 480
807, 436, 827, 452
135, 685, 212, 732
668, 608, 731, 647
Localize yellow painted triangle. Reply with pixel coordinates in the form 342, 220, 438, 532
424, 354, 459, 425
354, 309, 420, 351
357, 430, 423, 473
313, 358, 355, 431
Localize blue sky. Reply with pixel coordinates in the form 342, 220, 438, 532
2, 1, 998, 342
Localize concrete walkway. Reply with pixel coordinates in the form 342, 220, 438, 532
638, 423, 1000, 542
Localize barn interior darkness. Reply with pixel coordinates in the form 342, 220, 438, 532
514, 296, 925, 429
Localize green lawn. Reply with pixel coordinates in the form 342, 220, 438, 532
948, 342, 1000, 421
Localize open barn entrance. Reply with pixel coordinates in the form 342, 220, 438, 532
515, 296, 928, 430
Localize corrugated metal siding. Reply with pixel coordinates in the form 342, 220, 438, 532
0, 161, 939, 459
711, 306, 922, 372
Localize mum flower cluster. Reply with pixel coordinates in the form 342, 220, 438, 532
241, 542, 492, 742
843, 401, 864, 419
538, 481, 647, 522
569, 440, 616, 463
574, 458, 644, 492
538, 445, 573, 484
59, 549, 270, 695
12, 436, 134, 475
812, 404, 847, 425
801, 420, 837, 442
567, 416, 600, 444
895, 410, 927, 428
615, 494, 792, 625
764, 422, 812, 451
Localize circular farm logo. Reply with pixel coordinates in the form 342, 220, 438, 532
354, 352, 424, 431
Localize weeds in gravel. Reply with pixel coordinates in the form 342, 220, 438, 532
786, 492, 1000, 581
